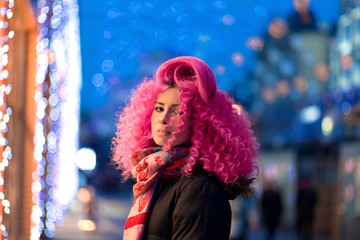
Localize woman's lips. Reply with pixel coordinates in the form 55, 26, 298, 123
158, 129, 171, 135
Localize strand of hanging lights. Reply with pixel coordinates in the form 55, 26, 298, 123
30, 0, 54, 237
0, 1, 14, 239
31, 0, 81, 239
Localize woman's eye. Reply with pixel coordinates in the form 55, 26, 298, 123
154, 107, 164, 112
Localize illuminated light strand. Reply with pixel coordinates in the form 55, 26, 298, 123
31, 0, 81, 239
31, 0, 54, 238
0, 0, 14, 239
54, 0, 80, 224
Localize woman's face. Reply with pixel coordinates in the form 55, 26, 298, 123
151, 87, 191, 147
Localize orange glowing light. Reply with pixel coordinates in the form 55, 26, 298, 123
268, 18, 288, 39
315, 62, 329, 82
262, 88, 277, 104
77, 220, 96, 231
215, 64, 226, 76
47, 49, 56, 64
231, 52, 244, 67
246, 36, 264, 52
276, 80, 290, 96
232, 104, 243, 115
293, 76, 308, 92
340, 55, 353, 70
78, 188, 91, 203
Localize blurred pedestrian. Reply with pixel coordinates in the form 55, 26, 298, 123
296, 177, 317, 240
111, 56, 259, 240
260, 181, 283, 240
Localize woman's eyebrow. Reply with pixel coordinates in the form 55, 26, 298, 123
155, 102, 180, 107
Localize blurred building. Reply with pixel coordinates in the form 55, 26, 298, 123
254, 1, 360, 240
329, 2, 360, 239
4, 0, 38, 238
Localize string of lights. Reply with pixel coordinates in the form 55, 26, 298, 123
30, 0, 52, 238
0, 0, 14, 239
31, 0, 81, 239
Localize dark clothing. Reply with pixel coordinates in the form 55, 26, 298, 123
261, 189, 283, 240
296, 188, 317, 240
288, 11, 317, 32
144, 172, 232, 240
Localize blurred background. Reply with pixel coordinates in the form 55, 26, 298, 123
2, 0, 360, 239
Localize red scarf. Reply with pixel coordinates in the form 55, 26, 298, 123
123, 147, 189, 240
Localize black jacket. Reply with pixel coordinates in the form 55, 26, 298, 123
144, 171, 231, 240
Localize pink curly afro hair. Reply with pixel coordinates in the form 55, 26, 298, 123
111, 56, 259, 184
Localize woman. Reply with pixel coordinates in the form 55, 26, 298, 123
111, 56, 259, 240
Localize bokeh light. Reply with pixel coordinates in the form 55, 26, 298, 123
300, 105, 321, 124
77, 188, 91, 203
75, 148, 97, 171
292, 76, 308, 92
321, 116, 334, 136
340, 54, 353, 70
246, 36, 264, 51
77, 220, 96, 231
231, 52, 244, 67
268, 18, 288, 39
315, 62, 329, 81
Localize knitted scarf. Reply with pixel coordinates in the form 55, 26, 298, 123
123, 147, 189, 240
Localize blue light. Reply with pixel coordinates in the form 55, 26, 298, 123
255, 5, 267, 17
107, 8, 119, 19
45, 228, 55, 238
46, 211, 56, 223
213, 1, 227, 11
300, 105, 321, 124
52, 4, 62, 15
37, 165, 45, 176
103, 30, 112, 39
40, 27, 49, 38
50, 15, 61, 29
92, 73, 104, 87
342, 101, 352, 115
46, 174, 55, 186
101, 59, 114, 73
222, 14, 235, 25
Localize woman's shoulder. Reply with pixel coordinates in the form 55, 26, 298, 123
173, 171, 256, 200
173, 171, 227, 198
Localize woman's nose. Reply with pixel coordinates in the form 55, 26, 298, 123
159, 112, 170, 125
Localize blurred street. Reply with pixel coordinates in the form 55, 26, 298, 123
54, 191, 133, 240
54, 190, 334, 240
